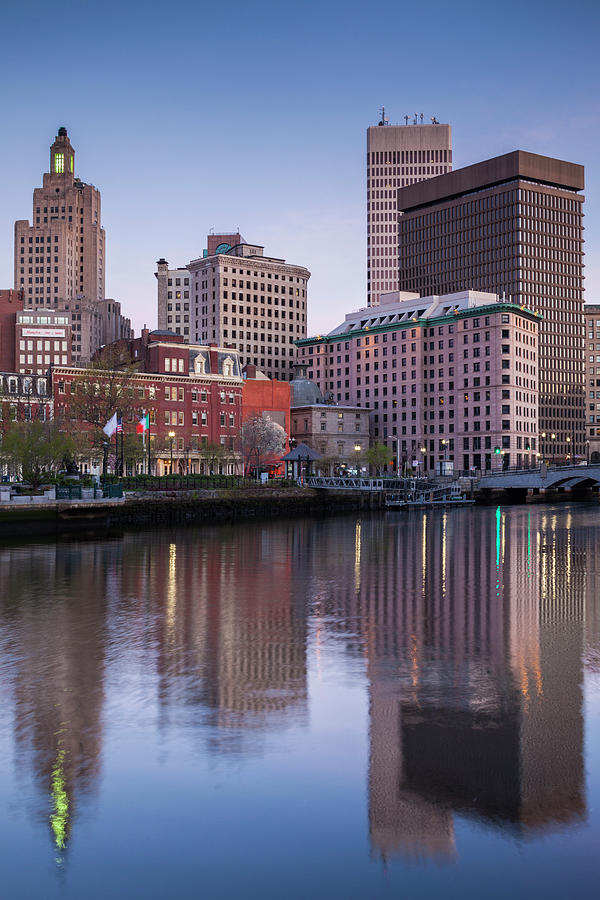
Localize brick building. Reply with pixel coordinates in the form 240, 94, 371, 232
0, 372, 53, 427
0, 289, 24, 372
52, 331, 244, 475
241, 366, 291, 474
297, 290, 540, 474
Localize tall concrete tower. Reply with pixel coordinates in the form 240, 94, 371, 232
367, 111, 452, 306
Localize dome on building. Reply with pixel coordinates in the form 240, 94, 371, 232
290, 364, 325, 407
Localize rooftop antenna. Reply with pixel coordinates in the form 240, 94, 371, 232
404, 114, 409, 125
378, 106, 389, 126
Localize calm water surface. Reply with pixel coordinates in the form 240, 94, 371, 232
1, 506, 600, 898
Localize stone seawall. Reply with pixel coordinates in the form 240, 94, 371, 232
0, 489, 380, 538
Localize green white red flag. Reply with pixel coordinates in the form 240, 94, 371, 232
136, 412, 149, 435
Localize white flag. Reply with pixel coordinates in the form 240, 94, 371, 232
103, 412, 118, 437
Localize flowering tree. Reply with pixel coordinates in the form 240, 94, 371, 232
240, 415, 286, 476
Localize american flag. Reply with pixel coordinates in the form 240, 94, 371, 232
116, 416, 123, 433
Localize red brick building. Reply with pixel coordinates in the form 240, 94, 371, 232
53, 330, 244, 475
0, 289, 24, 372
241, 365, 291, 474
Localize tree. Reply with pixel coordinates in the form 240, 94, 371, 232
203, 441, 228, 475
240, 415, 286, 476
65, 346, 144, 429
0, 422, 76, 487
60, 347, 156, 468
365, 442, 393, 475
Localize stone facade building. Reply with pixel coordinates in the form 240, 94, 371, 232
155, 260, 191, 335
289, 365, 370, 472
367, 115, 452, 306
584, 304, 600, 462
15, 310, 72, 374
158, 234, 310, 381
13, 128, 132, 363
297, 291, 540, 474
395, 150, 585, 462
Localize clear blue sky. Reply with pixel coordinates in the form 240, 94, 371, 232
1, 0, 598, 335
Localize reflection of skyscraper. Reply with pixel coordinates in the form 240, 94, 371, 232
306, 509, 587, 858
144, 523, 309, 746
0, 542, 112, 854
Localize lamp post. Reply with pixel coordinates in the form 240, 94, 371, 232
354, 443, 361, 476
586, 439, 590, 465
168, 431, 175, 475
420, 446, 426, 476
566, 435, 571, 464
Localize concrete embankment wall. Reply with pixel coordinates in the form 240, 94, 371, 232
0, 489, 381, 538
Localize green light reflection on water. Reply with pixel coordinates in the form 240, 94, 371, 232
50, 750, 69, 852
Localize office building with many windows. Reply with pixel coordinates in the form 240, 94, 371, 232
158, 234, 310, 381
395, 150, 585, 461
367, 114, 452, 306
297, 290, 540, 473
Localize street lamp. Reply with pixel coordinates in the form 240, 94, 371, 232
420, 446, 427, 475
354, 443, 361, 475
566, 435, 571, 464
168, 431, 175, 474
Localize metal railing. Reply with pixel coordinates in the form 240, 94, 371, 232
305, 476, 434, 491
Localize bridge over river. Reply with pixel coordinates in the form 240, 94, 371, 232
305, 465, 600, 504
477, 463, 600, 495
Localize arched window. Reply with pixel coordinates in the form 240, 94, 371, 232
37, 379, 46, 396
194, 355, 206, 375
222, 356, 234, 377
8, 378, 17, 394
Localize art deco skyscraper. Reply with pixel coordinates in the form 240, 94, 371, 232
395, 150, 586, 460
13, 128, 132, 363
14, 127, 105, 310
367, 112, 452, 306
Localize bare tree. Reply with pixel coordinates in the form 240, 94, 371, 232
65, 346, 143, 429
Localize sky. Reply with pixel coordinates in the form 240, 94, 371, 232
1, 0, 599, 336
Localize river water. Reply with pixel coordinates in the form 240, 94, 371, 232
1, 505, 600, 898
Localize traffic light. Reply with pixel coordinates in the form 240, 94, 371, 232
494, 447, 501, 455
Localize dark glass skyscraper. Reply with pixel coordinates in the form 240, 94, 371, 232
396, 151, 585, 459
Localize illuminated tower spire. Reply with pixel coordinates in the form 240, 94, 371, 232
49, 126, 75, 179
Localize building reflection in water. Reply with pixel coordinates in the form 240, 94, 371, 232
0, 522, 310, 853
311, 507, 590, 861
138, 524, 309, 751
0, 507, 598, 865
0, 542, 112, 857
